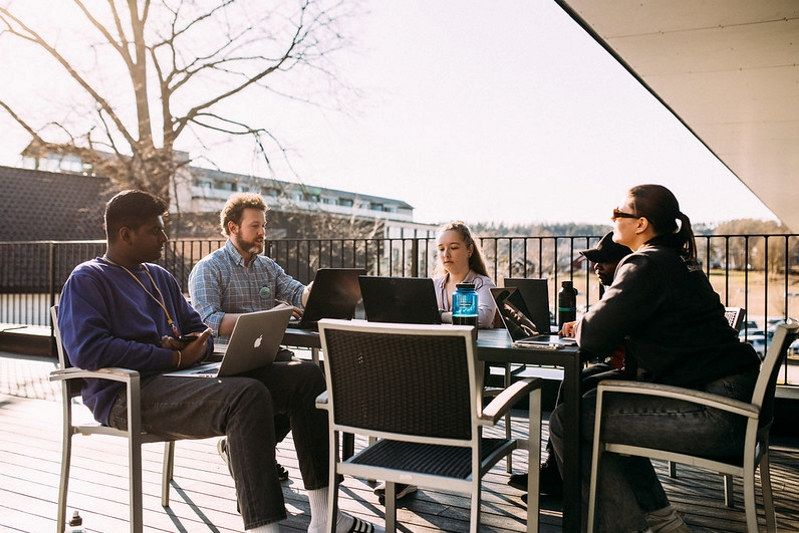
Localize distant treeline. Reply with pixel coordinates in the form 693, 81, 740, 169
469, 218, 789, 238
470, 222, 612, 237
467, 218, 796, 274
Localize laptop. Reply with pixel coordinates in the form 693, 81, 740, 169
503, 278, 552, 334
164, 306, 293, 378
491, 287, 576, 349
290, 268, 366, 330
359, 276, 441, 324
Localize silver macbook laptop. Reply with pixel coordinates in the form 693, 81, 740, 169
490, 287, 576, 350
164, 306, 293, 378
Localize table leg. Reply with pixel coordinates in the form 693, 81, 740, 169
561, 356, 582, 532
311, 347, 319, 366
342, 433, 354, 460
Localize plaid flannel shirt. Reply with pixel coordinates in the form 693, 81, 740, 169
188, 240, 305, 337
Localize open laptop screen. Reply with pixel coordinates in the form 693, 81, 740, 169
504, 278, 551, 334
491, 287, 541, 342
359, 276, 441, 324
292, 268, 365, 329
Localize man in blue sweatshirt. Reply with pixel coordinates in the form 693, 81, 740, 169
58, 190, 380, 533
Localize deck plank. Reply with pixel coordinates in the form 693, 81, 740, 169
2, 356, 799, 532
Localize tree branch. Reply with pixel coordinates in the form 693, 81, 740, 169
172, 2, 308, 138
73, 0, 128, 61
0, 99, 43, 141
152, 0, 235, 49
0, 7, 136, 147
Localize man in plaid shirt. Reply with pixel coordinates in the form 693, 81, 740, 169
189, 193, 312, 483
189, 193, 311, 338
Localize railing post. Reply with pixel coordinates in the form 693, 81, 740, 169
410, 239, 419, 277
48, 241, 56, 356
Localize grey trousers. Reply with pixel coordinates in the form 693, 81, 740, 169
549, 367, 758, 532
108, 359, 328, 529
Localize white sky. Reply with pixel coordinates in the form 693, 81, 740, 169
0, 0, 777, 227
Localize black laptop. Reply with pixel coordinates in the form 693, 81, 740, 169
359, 276, 441, 324
504, 278, 552, 334
491, 287, 576, 348
290, 268, 366, 330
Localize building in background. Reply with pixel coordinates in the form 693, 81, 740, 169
17, 147, 437, 241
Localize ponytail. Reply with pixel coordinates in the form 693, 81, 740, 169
629, 184, 697, 262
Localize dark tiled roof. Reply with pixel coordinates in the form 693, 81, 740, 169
0, 165, 114, 241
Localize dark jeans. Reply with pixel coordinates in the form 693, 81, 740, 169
108, 359, 328, 529
549, 367, 758, 532
543, 363, 623, 460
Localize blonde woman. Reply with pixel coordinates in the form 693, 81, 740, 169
374, 221, 497, 506
433, 221, 496, 328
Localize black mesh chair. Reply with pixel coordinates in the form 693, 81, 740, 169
587, 321, 798, 533
49, 305, 178, 533
317, 319, 543, 533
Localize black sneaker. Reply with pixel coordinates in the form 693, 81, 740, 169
508, 460, 563, 496
218, 438, 289, 483
508, 472, 528, 491
275, 461, 289, 482
374, 482, 417, 505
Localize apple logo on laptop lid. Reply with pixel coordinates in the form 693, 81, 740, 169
253, 335, 263, 349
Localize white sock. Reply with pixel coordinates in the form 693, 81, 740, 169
307, 486, 358, 533
307, 486, 328, 531
246, 523, 281, 533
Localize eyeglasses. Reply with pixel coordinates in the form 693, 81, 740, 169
611, 208, 640, 221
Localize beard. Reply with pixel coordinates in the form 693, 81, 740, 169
237, 235, 264, 256
245, 241, 264, 256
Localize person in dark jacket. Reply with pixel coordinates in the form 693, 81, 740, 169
549, 185, 760, 532
510, 232, 632, 498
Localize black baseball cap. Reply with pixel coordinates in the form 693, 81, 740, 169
580, 232, 632, 263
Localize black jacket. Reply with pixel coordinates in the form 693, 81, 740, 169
577, 244, 759, 388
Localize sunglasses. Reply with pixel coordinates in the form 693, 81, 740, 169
611, 208, 640, 221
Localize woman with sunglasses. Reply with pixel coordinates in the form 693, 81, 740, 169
549, 184, 760, 532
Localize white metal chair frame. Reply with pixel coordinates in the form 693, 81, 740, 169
49, 305, 177, 533
316, 319, 543, 533
587, 321, 798, 533
667, 306, 746, 508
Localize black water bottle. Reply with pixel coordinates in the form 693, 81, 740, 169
67, 510, 85, 533
558, 280, 577, 328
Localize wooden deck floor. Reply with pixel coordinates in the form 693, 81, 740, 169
2, 352, 799, 532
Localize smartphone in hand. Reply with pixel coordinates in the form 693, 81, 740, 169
177, 334, 196, 345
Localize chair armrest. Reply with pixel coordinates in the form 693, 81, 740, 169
50, 367, 141, 384
315, 390, 330, 410
597, 379, 758, 419
479, 377, 542, 425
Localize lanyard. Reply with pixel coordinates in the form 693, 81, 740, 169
103, 257, 180, 337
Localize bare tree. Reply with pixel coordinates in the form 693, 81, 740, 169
0, 0, 355, 201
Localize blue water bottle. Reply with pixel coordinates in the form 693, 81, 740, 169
452, 283, 478, 326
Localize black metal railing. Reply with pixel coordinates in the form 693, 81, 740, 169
2, 233, 798, 383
